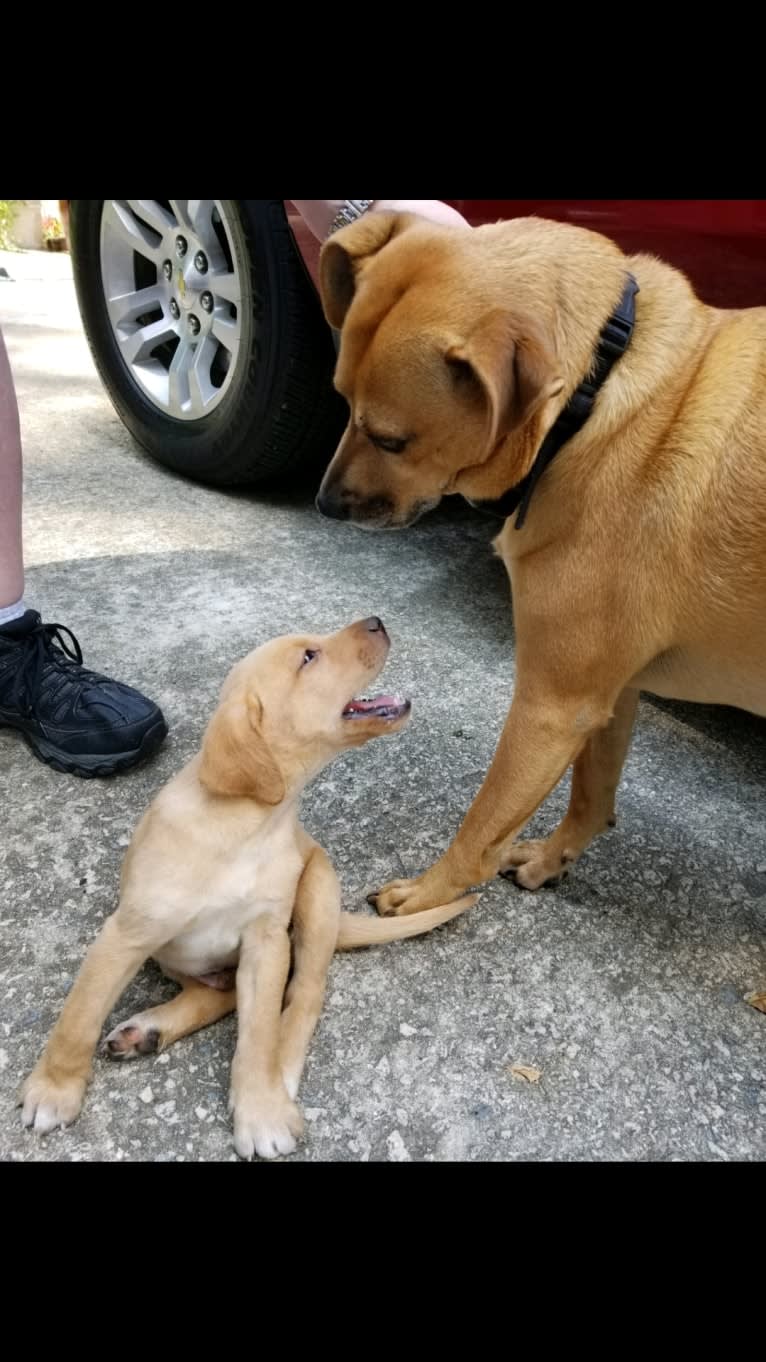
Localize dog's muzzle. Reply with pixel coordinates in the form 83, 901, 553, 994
315, 487, 396, 526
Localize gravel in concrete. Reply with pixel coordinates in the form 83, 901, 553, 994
1, 249, 764, 1162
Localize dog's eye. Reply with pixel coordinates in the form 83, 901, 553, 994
301, 649, 319, 668
371, 435, 408, 455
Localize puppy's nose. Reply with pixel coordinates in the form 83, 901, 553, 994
363, 616, 387, 636
315, 487, 349, 521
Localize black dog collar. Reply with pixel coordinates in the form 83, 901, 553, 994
467, 274, 639, 529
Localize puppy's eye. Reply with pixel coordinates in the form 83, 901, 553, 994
371, 435, 408, 455
301, 649, 319, 668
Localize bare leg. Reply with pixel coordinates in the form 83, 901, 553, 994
19, 913, 154, 1132
105, 975, 236, 1058
501, 687, 640, 889
279, 845, 340, 1100
0, 329, 24, 607
229, 915, 302, 1160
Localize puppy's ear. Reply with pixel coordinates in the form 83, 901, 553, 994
199, 693, 285, 805
446, 310, 564, 452
319, 211, 415, 329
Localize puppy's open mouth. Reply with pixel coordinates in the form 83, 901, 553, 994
342, 693, 411, 722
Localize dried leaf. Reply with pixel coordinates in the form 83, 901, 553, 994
509, 1063, 542, 1083
744, 990, 766, 1015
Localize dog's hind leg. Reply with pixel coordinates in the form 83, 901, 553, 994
104, 975, 237, 1058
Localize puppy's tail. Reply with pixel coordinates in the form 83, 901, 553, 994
336, 894, 478, 950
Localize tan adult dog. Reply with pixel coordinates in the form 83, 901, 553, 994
315, 213, 766, 918
19, 618, 475, 1158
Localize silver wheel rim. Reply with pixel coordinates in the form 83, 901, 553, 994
99, 200, 244, 421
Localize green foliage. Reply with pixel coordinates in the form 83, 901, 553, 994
0, 199, 22, 250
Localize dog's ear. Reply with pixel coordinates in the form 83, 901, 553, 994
319, 211, 415, 329
446, 310, 564, 452
199, 692, 285, 805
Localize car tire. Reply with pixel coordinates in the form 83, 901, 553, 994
69, 199, 346, 487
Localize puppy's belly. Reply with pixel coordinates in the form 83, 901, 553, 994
155, 928, 241, 980
154, 896, 285, 980
632, 648, 766, 716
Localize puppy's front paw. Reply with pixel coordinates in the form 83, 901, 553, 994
230, 1084, 304, 1160
19, 1066, 87, 1134
104, 1015, 161, 1059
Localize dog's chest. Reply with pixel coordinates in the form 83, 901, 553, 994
156, 826, 303, 977
207, 830, 301, 906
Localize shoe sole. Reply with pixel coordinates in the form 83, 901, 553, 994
0, 716, 168, 778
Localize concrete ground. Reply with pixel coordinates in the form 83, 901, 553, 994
1, 248, 764, 1164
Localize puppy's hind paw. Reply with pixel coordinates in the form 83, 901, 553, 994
104, 1015, 161, 1059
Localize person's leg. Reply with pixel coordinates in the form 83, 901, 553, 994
0, 325, 168, 776
0, 329, 25, 618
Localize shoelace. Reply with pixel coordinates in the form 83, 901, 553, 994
9, 621, 86, 715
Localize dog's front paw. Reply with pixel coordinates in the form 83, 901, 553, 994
500, 838, 575, 890
368, 869, 464, 917
368, 876, 425, 916
104, 1014, 161, 1059
19, 1066, 87, 1134
230, 1086, 304, 1160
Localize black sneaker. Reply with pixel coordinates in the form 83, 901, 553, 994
0, 611, 168, 777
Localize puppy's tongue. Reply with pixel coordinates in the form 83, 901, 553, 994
342, 693, 408, 719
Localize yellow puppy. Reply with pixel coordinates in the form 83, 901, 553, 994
20, 618, 475, 1158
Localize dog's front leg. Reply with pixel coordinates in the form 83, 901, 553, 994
372, 687, 618, 916
19, 912, 153, 1133
230, 914, 303, 1160
501, 686, 640, 889
278, 844, 340, 1101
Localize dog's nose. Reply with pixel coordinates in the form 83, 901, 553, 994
363, 616, 387, 636
315, 488, 349, 521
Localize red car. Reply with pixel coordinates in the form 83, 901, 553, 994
67, 199, 766, 488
